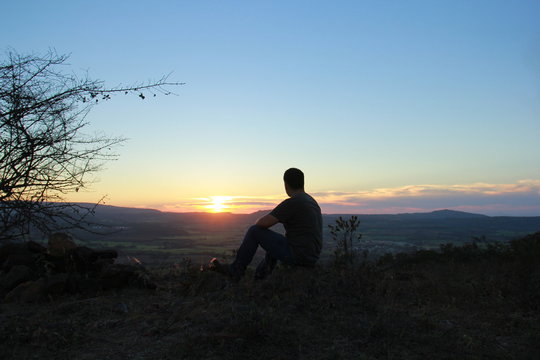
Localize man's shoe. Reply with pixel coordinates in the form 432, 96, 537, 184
208, 258, 228, 274
207, 258, 241, 282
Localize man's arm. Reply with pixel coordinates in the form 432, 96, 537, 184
255, 214, 279, 228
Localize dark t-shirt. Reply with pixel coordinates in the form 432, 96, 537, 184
270, 192, 323, 265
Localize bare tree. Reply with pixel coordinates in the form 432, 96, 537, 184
0, 50, 183, 241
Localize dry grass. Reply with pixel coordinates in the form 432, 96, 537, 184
1, 233, 540, 359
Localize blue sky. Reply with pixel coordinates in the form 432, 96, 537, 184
3, 0, 540, 215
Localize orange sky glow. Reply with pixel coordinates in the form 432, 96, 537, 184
101, 179, 540, 216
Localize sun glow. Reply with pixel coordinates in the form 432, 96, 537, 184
205, 196, 233, 213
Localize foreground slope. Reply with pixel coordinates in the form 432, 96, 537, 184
1, 232, 539, 359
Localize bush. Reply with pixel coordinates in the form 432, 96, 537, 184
328, 215, 362, 267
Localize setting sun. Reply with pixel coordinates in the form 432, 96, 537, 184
205, 196, 232, 213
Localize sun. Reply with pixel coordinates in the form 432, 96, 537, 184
205, 196, 232, 213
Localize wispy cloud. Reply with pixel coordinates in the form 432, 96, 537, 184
156, 180, 540, 216
314, 179, 540, 200
313, 179, 540, 215
159, 195, 281, 213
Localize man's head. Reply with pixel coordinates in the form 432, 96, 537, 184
283, 168, 304, 196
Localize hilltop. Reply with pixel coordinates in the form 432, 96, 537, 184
1, 232, 539, 359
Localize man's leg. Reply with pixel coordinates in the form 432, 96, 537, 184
231, 225, 294, 278
255, 252, 277, 280
254, 252, 277, 280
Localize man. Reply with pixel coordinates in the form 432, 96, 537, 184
209, 168, 323, 281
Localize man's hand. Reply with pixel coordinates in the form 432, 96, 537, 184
255, 214, 279, 228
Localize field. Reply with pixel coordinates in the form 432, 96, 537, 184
77, 226, 248, 266
57, 207, 540, 268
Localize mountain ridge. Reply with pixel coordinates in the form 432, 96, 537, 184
78, 203, 523, 219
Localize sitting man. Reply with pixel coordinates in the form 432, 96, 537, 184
209, 168, 323, 280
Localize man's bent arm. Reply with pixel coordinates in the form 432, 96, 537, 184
255, 214, 279, 228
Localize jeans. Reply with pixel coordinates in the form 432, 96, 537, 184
231, 225, 295, 279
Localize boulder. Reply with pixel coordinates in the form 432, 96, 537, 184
0, 265, 35, 292
64, 273, 101, 296
43, 273, 69, 295
1, 235, 153, 303
66, 246, 117, 273
4, 279, 47, 303
48, 233, 77, 257
92, 257, 115, 273
68, 246, 96, 273
26, 241, 47, 254
41, 253, 67, 273
3, 274, 71, 303
0, 242, 45, 271
100, 264, 155, 290
0, 243, 27, 265
2, 252, 38, 271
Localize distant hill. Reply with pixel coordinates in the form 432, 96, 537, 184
401, 209, 489, 219
59, 204, 540, 266
86, 205, 490, 221
80, 204, 540, 242
325, 209, 488, 220
75, 204, 500, 220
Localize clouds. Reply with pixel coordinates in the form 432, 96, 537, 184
313, 179, 540, 215
159, 179, 540, 216
315, 179, 540, 199
160, 195, 280, 213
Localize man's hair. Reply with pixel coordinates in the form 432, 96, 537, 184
284, 168, 304, 189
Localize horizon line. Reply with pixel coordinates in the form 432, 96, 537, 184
79, 202, 540, 218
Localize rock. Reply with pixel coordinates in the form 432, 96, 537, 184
65, 274, 101, 296
25, 241, 47, 254
0, 242, 44, 270
0, 265, 35, 292
100, 264, 155, 290
99, 264, 137, 290
3, 274, 70, 303
69, 246, 96, 273
93, 257, 115, 273
0, 236, 148, 302
44, 273, 69, 296
48, 233, 77, 257
4, 279, 47, 303
2, 252, 38, 271
0, 243, 26, 265
65, 246, 117, 274
41, 253, 67, 273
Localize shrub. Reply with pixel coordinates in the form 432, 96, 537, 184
328, 215, 362, 267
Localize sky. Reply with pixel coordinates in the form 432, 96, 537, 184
2, 0, 540, 215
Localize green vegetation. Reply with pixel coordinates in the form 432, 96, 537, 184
1, 232, 539, 359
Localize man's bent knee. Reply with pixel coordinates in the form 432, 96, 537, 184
247, 224, 266, 235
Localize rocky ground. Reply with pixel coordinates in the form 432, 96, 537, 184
0, 233, 154, 303
1, 233, 540, 359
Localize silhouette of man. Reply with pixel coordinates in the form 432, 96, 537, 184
209, 168, 323, 281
